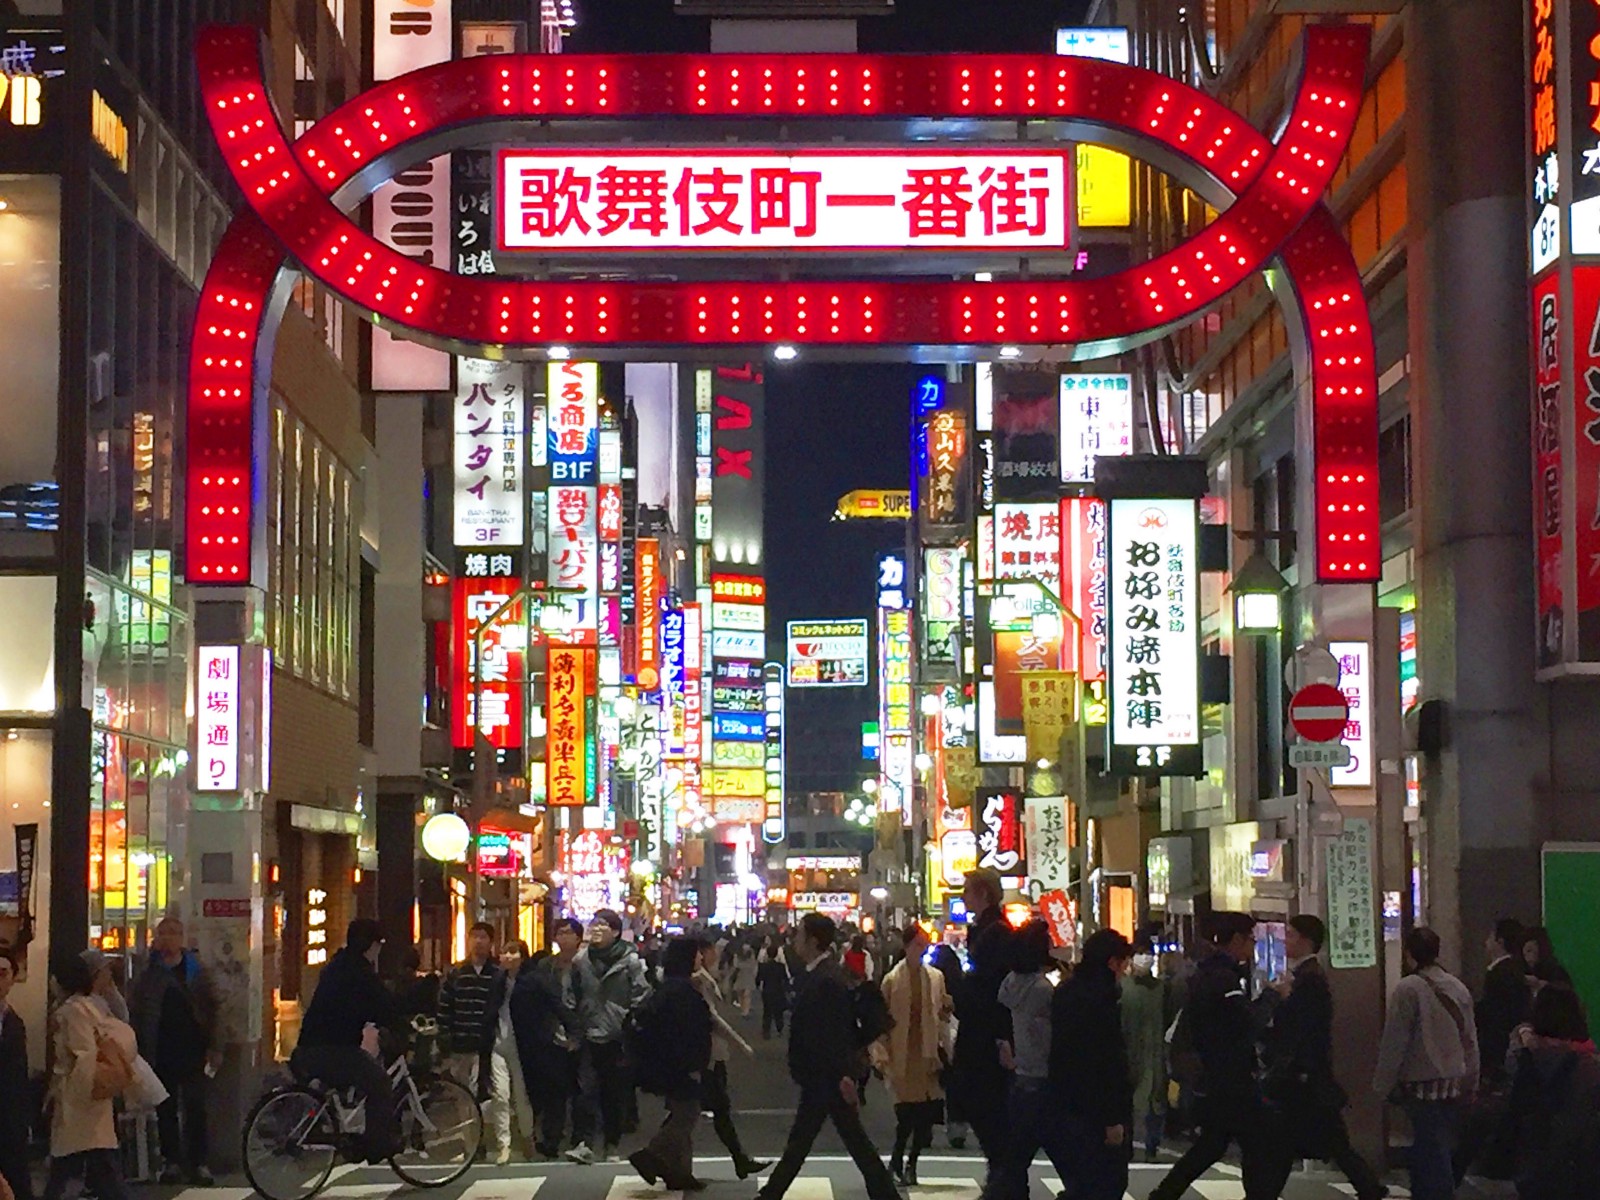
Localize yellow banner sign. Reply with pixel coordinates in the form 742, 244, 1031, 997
707, 767, 765, 796
834, 489, 913, 521
1022, 671, 1079, 763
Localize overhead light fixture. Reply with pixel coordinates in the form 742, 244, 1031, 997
1228, 547, 1290, 634
773, 344, 798, 361
999, 345, 1022, 359
0, 199, 10, 213
974, 271, 993, 282
546, 345, 571, 360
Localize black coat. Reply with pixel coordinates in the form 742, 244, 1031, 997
787, 957, 862, 1096
653, 977, 714, 1092
1261, 958, 1347, 1156
758, 957, 790, 1008
510, 955, 584, 1051
0, 1006, 30, 1146
298, 947, 398, 1050
952, 907, 1014, 1104
1050, 962, 1133, 1129
1186, 948, 1259, 1110
1477, 956, 1531, 1081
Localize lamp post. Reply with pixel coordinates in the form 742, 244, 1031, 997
1227, 531, 1293, 635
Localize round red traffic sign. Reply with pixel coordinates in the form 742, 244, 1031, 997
1289, 683, 1349, 742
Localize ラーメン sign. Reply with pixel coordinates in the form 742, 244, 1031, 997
496, 148, 1073, 253
1105, 495, 1201, 776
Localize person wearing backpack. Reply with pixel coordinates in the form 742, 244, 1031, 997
1373, 927, 1479, 1200
755, 914, 901, 1200
627, 938, 714, 1192
42, 953, 134, 1200
874, 923, 949, 1186
1502, 983, 1600, 1200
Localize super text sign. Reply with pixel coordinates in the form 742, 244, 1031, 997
496, 148, 1072, 254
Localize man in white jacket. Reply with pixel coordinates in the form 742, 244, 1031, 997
1373, 927, 1479, 1200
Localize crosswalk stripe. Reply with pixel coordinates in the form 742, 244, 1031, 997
170, 1189, 254, 1200
906, 1176, 981, 1200
459, 1178, 547, 1200
323, 1185, 403, 1199
1192, 1181, 1246, 1200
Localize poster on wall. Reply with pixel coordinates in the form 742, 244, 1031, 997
1326, 817, 1377, 969
1105, 495, 1201, 776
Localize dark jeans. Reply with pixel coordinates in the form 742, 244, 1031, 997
1253, 1104, 1385, 1200
155, 1070, 209, 1175
762, 1000, 787, 1039
524, 1043, 579, 1152
640, 1087, 701, 1188
290, 1045, 399, 1158
757, 1087, 899, 1200
0, 1144, 34, 1200
705, 1060, 750, 1164
574, 1040, 630, 1150
42, 1151, 125, 1200
982, 1079, 1092, 1200
1151, 1095, 1267, 1200
1403, 1098, 1460, 1200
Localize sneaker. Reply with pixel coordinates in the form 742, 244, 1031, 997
603, 1145, 622, 1164
566, 1143, 595, 1166
493, 1148, 512, 1166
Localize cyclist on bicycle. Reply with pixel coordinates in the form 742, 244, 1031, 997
291, 919, 402, 1162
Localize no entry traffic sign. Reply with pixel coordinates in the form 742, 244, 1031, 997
1289, 682, 1349, 743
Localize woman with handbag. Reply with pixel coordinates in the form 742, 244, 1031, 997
43, 953, 136, 1200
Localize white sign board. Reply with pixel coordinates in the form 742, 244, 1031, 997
196, 645, 241, 791
1328, 640, 1373, 788
1059, 373, 1134, 484
1106, 496, 1201, 774
1326, 817, 1377, 969
1288, 742, 1352, 769
370, 0, 452, 390
454, 358, 525, 546
1023, 795, 1072, 892
786, 619, 870, 688
497, 148, 1073, 254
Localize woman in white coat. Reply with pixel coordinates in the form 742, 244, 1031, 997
873, 924, 950, 1186
44, 954, 136, 1200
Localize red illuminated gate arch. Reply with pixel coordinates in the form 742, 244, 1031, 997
187, 25, 1378, 587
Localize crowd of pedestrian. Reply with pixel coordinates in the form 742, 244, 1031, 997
0, 900, 1597, 1200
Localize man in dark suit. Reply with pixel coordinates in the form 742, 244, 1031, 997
951, 867, 1015, 1171
0, 945, 34, 1200
1476, 918, 1529, 1083
754, 914, 899, 1200
1254, 915, 1386, 1200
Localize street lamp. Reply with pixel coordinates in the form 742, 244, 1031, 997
1228, 547, 1290, 635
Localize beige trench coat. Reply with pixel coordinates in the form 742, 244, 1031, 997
874, 958, 949, 1104
49, 994, 135, 1156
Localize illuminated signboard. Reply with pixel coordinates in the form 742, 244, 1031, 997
924, 410, 968, 527
661, 607, 687, 754
1106, 496, 1201, 775
1059, 374, 1133, 484
878, 553, 908, 610
1054, 26, 1130, 61
547, 361, 599, 639
878, 607, 914, 820
1062, 497, 1109, 682
994, 502, 1062, 594
712, 602, 766, 632
1329, 640, 1373, 789
835, 489, 914, 521
713, 741, 765, 769
497, 148, 1072, 254
763, 663, 785, 844
713, 712, 764, 741
923, 549, 963, 667
712, 574, 766, 604
454, 357, 524, 546
712, 629, 765, 660
451, 575, 524, 750
708, 767, 766, 795
306, 888, 329, 965
196, 645, 241, 791
636, 538, 661, 688
976, 788, 1024, 875
1534, 274, 1564, 669
1530, 0, 1560, 273
547, 644, 590, 806
786, 619, 870, 688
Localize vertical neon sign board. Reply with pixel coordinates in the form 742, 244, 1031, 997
1105, 496, 1201, 776
196, 645, 241, 791
547, 361, 599, 641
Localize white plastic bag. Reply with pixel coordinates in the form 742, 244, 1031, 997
124, 1054, 170, 1113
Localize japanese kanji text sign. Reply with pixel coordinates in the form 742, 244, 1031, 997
1059, 373, 1133, 484
546, 644, 590, 807
1326, 817, 1376, 969
879, 607, 914, 822
546, 362, 599, 641
451, 576, 525, 751
636, 537, 661, 689
1025, 795, 1072, 894
994, 502, 1062, 594
1328, 640, 1372, 789
1062, 497, 1109, 683
197, 645, 241, 791
976, 787, 1025, 875
1106, 496, 1201, 775
454, 357, 524, 546
497, 148, 1072, 253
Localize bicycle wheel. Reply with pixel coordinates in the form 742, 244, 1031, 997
243, 1088, 340, 1200
389, 1076, 483, 1187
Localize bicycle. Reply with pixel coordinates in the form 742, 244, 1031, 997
242, 1024, 483, 1200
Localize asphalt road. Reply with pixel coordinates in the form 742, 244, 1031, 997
167, 1016, 1398, 1200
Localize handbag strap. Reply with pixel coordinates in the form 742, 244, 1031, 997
1420, 973, 1472, 1058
